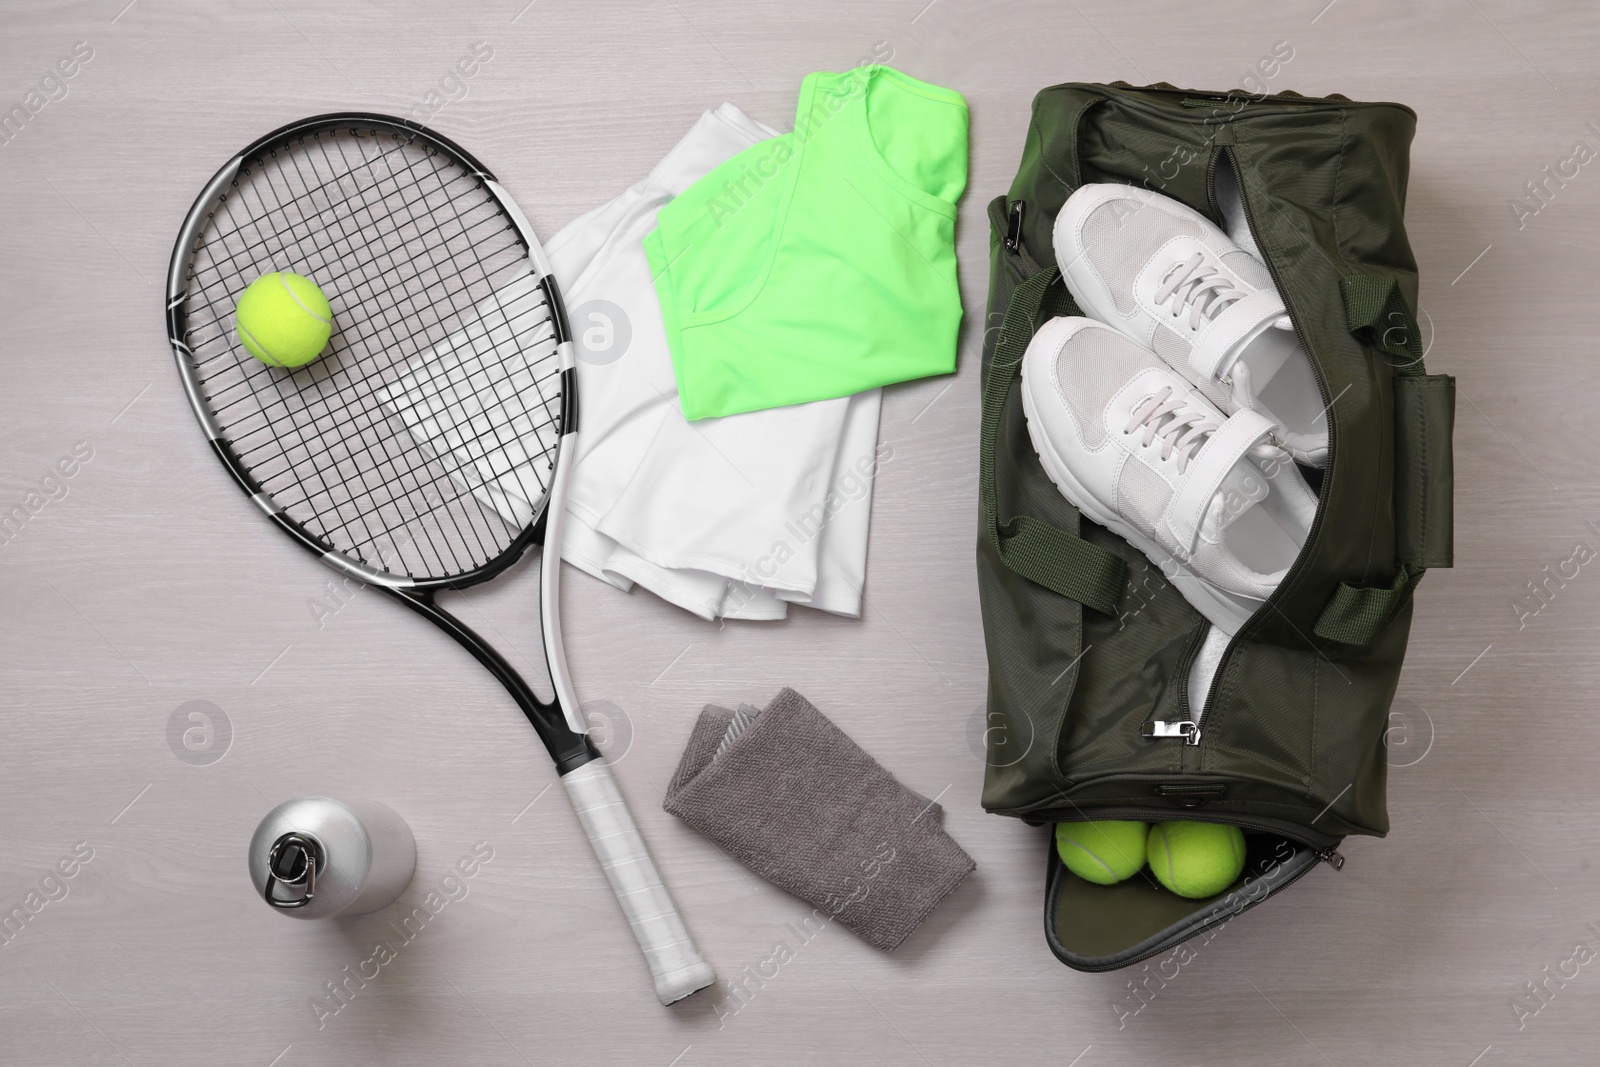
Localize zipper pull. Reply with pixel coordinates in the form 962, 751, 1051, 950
1318, 847, 1345, 871
1142, 720, 1202, 746
1004, 199, 1026, 254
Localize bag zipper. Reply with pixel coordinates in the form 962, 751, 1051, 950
1004, 198, 1026, 254
1147, 623, 1214, 745
1204, 148, 1222, 221
1151, 146, 1334, 764
1053, 808, 1344, 863
1143, 720, 1202, 745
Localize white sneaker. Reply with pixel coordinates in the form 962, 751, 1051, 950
1020, 317, 1319, 635
1054, 183, 1329, 467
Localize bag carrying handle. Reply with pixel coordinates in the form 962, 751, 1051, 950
981, 266, 1126, 616
1340, 275, 1424, 368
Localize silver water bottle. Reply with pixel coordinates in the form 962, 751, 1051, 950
248, 797, 416, 919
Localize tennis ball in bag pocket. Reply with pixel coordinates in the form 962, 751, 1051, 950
235, 271, 333, 368
1055, 820, 1149, 885
1147, 821, 1246, 899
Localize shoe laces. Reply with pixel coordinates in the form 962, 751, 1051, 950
1123, 387, 1217, 472
1153, 252, 1248, 332
1126, 386, 1289, 481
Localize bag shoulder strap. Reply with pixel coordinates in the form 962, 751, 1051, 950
980, 266, 1125, 616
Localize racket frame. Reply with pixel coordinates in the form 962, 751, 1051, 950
165, 113, 590, 761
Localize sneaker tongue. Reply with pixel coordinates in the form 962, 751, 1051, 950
1201, 459, 1270, 540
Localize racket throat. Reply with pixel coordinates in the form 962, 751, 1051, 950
382, 586, 598, 773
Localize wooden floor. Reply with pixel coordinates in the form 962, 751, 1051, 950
2, 1, 1597, 1064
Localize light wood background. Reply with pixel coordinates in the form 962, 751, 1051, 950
1, 1, 1597, 1064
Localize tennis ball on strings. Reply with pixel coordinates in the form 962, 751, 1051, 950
235, 271, 333, 368
1146, 821, 1246, 899
1055, 820, 1149, 885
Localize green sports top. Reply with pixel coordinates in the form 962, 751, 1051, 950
645, 67, 968, 420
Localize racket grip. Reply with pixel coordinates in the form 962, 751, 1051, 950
560, 758, 716, 1005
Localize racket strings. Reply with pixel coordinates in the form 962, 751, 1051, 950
214, 163, 494, 573
342, 134, 557, 534
291, 131, 559, 568
224, 322, 557, 473
202, 136, 444, 263
178, 124, 561, 581
189, 213, 522, 381
190, 135, 493, 567
199, 130, 549, 576
380, 281, 560, 506
209, 203, 544, 563
201, 138, 524, 566
203, 133, 535, 577
189, 198, 517, 379
196, 248, 547, 473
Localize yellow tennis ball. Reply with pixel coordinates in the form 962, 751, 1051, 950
1055, 820, 1149, 885
1147, 821, 1246, 899
235, 271, 333, 368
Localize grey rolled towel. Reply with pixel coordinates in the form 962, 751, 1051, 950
664, 687, 975, 952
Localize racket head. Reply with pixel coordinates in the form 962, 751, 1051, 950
166, 113, 574, 592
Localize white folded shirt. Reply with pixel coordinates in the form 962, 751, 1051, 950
543, 102, 883, 621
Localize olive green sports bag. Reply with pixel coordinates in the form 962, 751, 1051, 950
976, 82, 1455, 971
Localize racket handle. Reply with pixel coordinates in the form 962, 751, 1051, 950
560, 758, 716, 1005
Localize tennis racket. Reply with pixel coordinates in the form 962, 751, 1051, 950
165, 113, 715, 1005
